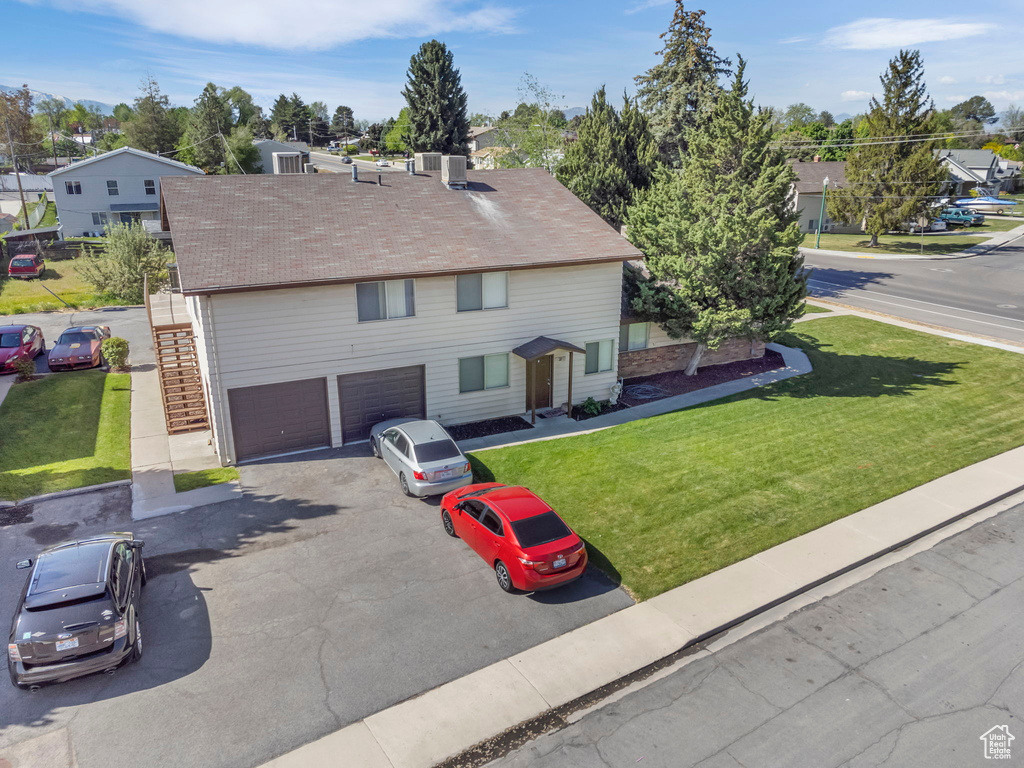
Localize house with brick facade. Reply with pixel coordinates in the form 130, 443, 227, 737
158, 159, 764, 465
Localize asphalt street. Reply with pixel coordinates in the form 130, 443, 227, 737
805, 232, 1024, 345
494, 501, 1024, 768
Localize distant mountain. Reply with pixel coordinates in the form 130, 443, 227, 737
564, 106, 586, 120
0, 84, 115, 115
834, 112, 854, 123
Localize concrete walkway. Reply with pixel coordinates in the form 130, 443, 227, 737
265, 442, 1024, 768
130, 365, 240, 520
799, 220, 1024, 261
460, 342, 811, 454
0, 376, 12, 409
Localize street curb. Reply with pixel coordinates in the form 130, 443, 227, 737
433, 480, 1024, 768
800, 226, 1024, 262
0, 479, 132, 508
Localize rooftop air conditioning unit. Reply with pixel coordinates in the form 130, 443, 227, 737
414, 152, 442, 173
441, 155, 468, 189
272, 152, 303, 174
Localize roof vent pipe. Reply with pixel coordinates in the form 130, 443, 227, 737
378, 173, 382, 186
351, 165, 358, 183
407, 160, 414, 175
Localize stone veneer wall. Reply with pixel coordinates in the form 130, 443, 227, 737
618, 337, 766, 379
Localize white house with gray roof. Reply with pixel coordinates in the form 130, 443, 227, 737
47, 147, 203, 237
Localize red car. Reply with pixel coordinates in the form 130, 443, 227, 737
47, 326, 110, 372
7, 254, 45, 280
0, 325, 45, 375
440, 483, 588, 593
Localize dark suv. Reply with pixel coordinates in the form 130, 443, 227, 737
7, 533, 146, 690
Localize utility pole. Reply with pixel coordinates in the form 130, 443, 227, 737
815, 176, 830, 249
309, 116, 314, 148
3, 116, 30, 231
46, 114, 58, 169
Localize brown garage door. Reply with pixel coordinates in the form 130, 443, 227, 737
338, 366, 425, 443
228, 378, 330, 461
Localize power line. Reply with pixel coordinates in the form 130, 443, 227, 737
220, 132, 246, 174
776, 126, 1024, 150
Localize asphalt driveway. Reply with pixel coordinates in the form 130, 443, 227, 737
0, 443, 632, 768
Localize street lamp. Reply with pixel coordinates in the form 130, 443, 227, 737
815, 176, 830, 249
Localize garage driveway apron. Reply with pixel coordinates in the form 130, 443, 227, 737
0, 445, 630, 768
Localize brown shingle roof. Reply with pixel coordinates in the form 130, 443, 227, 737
161, 169, 641, 295
789, 160, 848, 194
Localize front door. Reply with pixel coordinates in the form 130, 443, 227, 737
526, 355, 553, 412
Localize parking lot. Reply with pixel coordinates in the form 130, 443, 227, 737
0, 439, 631, 768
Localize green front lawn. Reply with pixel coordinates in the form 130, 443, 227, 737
0, 256, 104, 314
802, 232, 991, 255
470, 316, 1024, 600
0, 371, 131, 500
173, 467, 239, 493
802, 303, 831, 314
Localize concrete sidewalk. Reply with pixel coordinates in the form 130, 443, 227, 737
130, 365, 240, 519
264, 441, 1024, 768
799, 220, 1024, 261
460, 342, 810, 454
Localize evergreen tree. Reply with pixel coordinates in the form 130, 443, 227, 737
627, 58, 806, 374
402, 39, 470, 154
828, 50, 946, 247
555, 88, 656, 229
634, 2, 731, 166
123, 76, 179, 155
179, 83, 229, 171
331, 105, 355, 136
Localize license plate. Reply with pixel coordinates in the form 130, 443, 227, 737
55, 637, 79, 652
552, 558, 567, 569
437, 470, 454, 480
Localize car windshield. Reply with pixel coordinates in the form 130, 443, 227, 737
511, 511, 572, 548
414, 439, 461, 463
10, 258, 33, 267
57, 331, 95, 345
0, 333, 21, 348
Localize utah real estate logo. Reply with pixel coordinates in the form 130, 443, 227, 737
980, 725, 1014, 760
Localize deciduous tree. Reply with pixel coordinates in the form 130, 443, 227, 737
123, 76, 179, 155
78, 222, 169, 304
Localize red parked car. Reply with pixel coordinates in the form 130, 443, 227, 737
440, 483, 588, 593
47, 326, 110, 372
0, 325, 45, 374
7, 254, 45, 280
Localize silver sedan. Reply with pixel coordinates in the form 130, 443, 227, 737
370, 419, 474, 497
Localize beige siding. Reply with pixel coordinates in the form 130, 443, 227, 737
200, 261, 625, 462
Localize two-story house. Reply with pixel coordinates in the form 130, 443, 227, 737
160, 165, 645, 463
937, 148, 1021, 196
48, 147, 203, 237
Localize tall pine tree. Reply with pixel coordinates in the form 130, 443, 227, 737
402, 40, 469, 154
179, 83, 229, 171
827, 50, 946, 247
627, 58, 806, 374
123, 76, 179, 155
634, 2, 731, 167
556, 87, 656, 230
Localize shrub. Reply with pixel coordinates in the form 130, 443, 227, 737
12, 358, 36, 382
102, 337, 130, 370
77, 222, 169, 305
581, 396, 602, 417
344, 144, 358, 155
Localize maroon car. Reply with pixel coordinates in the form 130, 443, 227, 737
0, 325, 45, 375
7, 254, 45, 280
47, 326, 110, 372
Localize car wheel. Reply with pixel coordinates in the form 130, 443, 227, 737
495, 561, 515, 593
371, 437, 381, 458
442, 510, 458, 538
133, 619, 143, 661
400, 473, 414, 497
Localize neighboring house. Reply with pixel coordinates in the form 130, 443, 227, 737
159, 167, 647, 464
470, 146, 511, 169
253, 139, 311, 174
937, 148, 1020, 196
467, 126, 499, 153
47, 147, 203, 237
789, 159, 859, 234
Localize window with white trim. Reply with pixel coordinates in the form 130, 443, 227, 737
91, 212, 109, 226
585, 340, 614, 374
619, 322, 649, 352
459, 353, 510, 392
65, 180, 82, 195
144, 179, 156, 195
106, 180, 119, 196
355, 279, 415, 321
456, 272, 508, 311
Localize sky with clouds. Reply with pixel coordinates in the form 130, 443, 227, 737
4, 0, 1023, 122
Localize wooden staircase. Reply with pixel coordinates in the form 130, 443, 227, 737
153, 322, 209, 434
